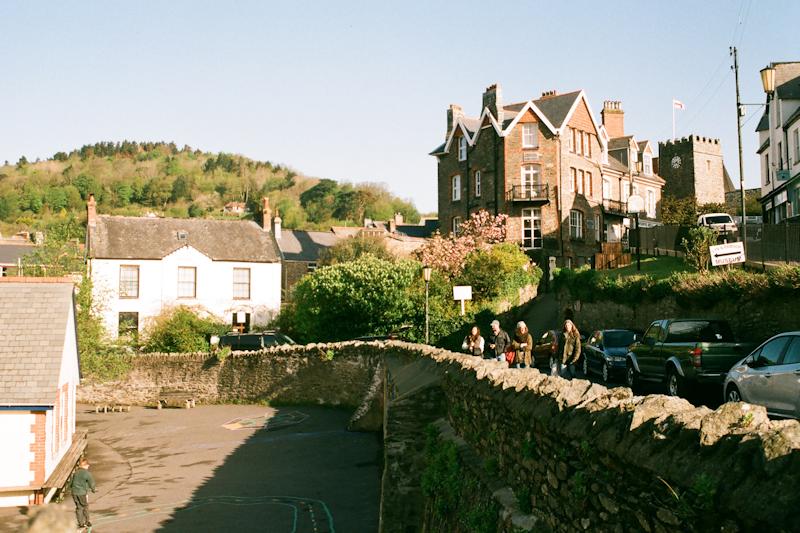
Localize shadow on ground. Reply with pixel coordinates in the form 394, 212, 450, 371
151, 407, 381, 533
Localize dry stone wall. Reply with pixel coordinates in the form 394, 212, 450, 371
77, 342, 800, 532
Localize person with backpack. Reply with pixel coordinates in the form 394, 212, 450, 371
487, 320, 511, 362
461, 325, 485, 357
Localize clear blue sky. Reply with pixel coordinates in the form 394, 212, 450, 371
1, 1, 798, 213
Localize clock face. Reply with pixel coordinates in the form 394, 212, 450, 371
671, 156, 682, 169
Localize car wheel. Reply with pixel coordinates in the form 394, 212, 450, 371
582, 357, 588, 376
601, 362, 609, 383
625, 362, 638, 390
726, 384, 742, 403
666, 367, 683, 397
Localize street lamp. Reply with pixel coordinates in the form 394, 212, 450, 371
760, 65, 776, 95
422, 265, 432, 344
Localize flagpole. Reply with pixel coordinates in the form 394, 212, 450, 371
672, 98, 675, 141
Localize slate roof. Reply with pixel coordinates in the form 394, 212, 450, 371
757, 137, 770, 154
0, 280, 75, 406
604, 157, 630, 174
784, 106, 800, 129
0, 244, 36, 266
396, 219, 439, 238
608, 136, 635, 150
88, 216, 281, 263
531, 91, 582, 129
755, 110, 770, 132
278, 230, 341, 262
776, 74, 800, 99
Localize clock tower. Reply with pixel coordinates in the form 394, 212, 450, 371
657, 135, 726, 205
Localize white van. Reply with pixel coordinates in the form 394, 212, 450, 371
697, 212, 737, 232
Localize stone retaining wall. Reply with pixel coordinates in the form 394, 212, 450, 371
77, 342, 800, 531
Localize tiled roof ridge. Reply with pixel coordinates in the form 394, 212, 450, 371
0, 277, 74, 284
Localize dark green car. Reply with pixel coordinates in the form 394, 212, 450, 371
625, 319, 754, 397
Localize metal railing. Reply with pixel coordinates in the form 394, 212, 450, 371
601, 199, 627, 215
633, 223, 800, 265
506, 184, 549, 202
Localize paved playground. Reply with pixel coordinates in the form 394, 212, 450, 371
1, 404, 381, 532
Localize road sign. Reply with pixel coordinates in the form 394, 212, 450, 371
453, 285, 472, 316
710, 241, 745, 266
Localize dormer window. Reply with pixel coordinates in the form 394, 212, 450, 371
458, 136, 467, 161
643, 154, 652, 175
522, 123, 538, 148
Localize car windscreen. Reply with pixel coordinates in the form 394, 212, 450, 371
604, 330, 636, 347
666, 321, 734, 343
705, 215, 733, 225
224, 335, 262, 350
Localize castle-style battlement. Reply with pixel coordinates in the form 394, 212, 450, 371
660, 135, 720, 146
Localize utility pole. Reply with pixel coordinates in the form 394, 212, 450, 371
731, 46, 748, 255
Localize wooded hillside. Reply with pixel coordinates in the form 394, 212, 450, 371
0, 141, 420, 235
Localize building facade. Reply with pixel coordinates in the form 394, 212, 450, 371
756, 62, 800, 223
86, 196, 282, 337
0, 279, 81, 507
431, 84, 663, 268
657, 135, 730, 206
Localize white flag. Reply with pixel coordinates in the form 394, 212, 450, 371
673, 99, 685, 110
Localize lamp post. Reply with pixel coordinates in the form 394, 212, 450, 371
731, 47, 774, 256
422, 265, 432, 344
627, 194, 645, 271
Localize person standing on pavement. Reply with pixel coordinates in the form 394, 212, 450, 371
511, 321, 533, 369
558, 319, 582, 378
71, 458, 96, 531
487, 320, 511, 361
461, 325, 485, 357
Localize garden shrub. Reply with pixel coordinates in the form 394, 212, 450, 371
142, 306, 227, 353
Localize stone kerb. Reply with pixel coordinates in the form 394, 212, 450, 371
433, 349, 800, 530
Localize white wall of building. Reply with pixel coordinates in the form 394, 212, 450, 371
91, 245, 282, 336
0, 412, 36, 505
45, 306, 79, 478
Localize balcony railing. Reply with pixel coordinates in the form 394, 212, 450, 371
507, 184, 549, 202
602, 199, 627, 215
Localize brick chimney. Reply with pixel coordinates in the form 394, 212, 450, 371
446, 104, 464, 137
482, 83, 503, 122
540, 90, 559, 99
261, 197, 272, 232
87, 194, 97, 228
601, 100, 625, 138
273, 209, 282, 240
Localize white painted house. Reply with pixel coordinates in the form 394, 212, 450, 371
0, 278, 83, 507
86, 196, 282, 337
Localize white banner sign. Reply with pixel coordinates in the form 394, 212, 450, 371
452, 285, 472, 301
710, 242, 745, 266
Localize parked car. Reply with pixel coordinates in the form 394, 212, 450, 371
697, 212, 738, 242
583, 329, 642, 383
723, 332, 800, 419
218, 331, 296, 351
625, 319, 754, 397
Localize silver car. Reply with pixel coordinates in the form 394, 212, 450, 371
723, 332, 800, 419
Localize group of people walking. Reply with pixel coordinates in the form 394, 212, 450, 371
461, 318, 583, 378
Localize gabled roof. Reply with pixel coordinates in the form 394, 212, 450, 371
776, 74, 800, 99
88, 216, 281, 263
784, 106, 800, 129
0, 280, 76, 406
0, 243, 36, 266
603, 157, 630, 174
278, 230, 341, 262
434, 88, 602, 156
756, 109, 770, 132
397, 218, 439, 238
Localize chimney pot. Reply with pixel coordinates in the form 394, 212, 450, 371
601, 99, 625, 138
273, 209, 282, 240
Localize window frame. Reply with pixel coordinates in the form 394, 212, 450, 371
118, 311, 139, 339
794, 129, 800, 163
578, 169, 585, 194
646, 188, 656, 218
474, 170, 481, 197
521, 207, 542, 250
587, 171, 593, 196
458, 136, 467, 161
594, 213, 601, 242
643, 154, 653, 175
451, 174, 461, 201
602, 178, 611, 200
570, 167, 577, 192
451, 216, 462, 235
522, 123, 538, 148
119, 265, 140, 299
177, 266, 197, 299
570, 209, 584, 239
233, 267, 251, 300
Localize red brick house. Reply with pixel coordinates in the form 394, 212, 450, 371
0, 278, 85, 506
431, 84, 609, 268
